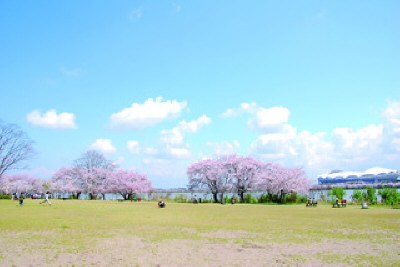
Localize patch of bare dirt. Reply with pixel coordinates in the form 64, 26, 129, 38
1, 230, 399, 266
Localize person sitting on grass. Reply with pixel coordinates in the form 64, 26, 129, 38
158, 199, 166, 208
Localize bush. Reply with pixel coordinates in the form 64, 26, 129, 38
258, 193, 272, 203
244, 194, 257, 204
0, 194, 11, 199
378, 188, 400, 207
174, 194, 189, 203
296, 194, 307, 204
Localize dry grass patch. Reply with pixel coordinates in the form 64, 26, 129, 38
0, 199, 399, 266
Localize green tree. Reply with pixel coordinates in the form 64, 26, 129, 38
329, 188, 346, 203
352, 190, 362, 203
364, 188, 377, 205
379, 188, 400, 208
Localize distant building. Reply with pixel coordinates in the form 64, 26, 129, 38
317, 167, 400, 188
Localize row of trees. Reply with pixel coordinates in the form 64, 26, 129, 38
0, 150, 153, 200
328, 187, 400, 207
1, 120, 311, 202
187, 154, 310, 203
52, 151, 152, 200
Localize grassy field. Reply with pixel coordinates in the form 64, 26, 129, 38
0, 199, 399, 266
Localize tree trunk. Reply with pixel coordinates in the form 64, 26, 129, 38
240, 191, 244, 203
213, 193, 218, 203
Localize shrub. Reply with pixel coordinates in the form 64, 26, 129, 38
296, 194, 308, 204
0, 194, 11, 199
244, 194, 257, 204
379, 188, 400, 207
174, 194, 189, 203
258, 193, 272, 203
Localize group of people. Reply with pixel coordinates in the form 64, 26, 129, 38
306, 198, 318, 207
13, 192, 52, 207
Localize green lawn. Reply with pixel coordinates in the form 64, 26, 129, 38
1, 199, 399, 266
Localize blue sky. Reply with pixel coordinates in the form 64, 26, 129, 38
1, 1, 399, 188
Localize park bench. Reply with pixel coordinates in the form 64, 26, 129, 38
332, 199, 347, 208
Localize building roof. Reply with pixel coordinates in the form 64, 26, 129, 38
318, 167, 398, 179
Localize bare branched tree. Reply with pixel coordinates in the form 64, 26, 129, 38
73, 150, 114, 172
0, 121, 36, 178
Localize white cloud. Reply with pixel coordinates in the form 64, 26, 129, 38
161, 115, 211, 146
179, 115, 211, 133
252, 107, 290, 130
166, 147, 191, 158
333, 125, 383, 150
127, 140, 140, 154
90, 139, 117, 155
383, 101, 400, 153
27, 109, 77, 129
143, 115, 211, 160
144, 147, 158, 156
246, 101, 400, 180
208, 140, 240, 156
220, 102, 257, 118
221, 102, 290, 132
110, 97, 187, 129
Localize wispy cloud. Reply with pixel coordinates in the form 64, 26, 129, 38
129, 8, 142, 20
127, 140, 140, 154
26, 109, 77, 129
60, 67, 85, 77
208, 140, 240, 157
172, 2, 182, 13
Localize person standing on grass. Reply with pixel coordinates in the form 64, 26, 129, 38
18, 192, 25, 207
39, 191, 52, 206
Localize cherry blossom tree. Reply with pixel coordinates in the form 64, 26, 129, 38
188, 155, 264, 203
258, 163, 310, 202
0, 174, 45, 194
187, 159, 223, 203
51, 165, 152, 199
188, 155, 310, 203
220, 155, 264, 202
109, 169, 153, 200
